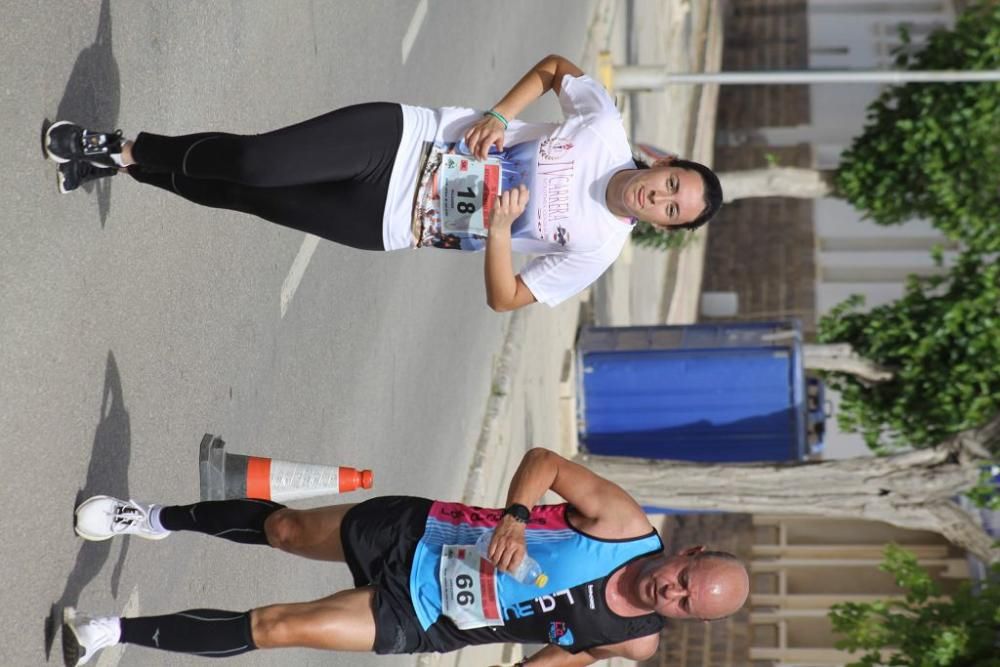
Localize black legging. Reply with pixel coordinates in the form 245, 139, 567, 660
128, 102, 403, 251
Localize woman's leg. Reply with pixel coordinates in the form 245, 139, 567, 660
127, 167, 386, 250
130, 102, 403, 188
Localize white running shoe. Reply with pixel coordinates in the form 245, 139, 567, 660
74, 495, 169, 541
62, 607, 121, 666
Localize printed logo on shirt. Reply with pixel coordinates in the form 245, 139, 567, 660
548, 621, 575, 647
587, 584, 596, 610
503, 589, 575, 621
554, 225, 570, 246
539, 138, 574, 161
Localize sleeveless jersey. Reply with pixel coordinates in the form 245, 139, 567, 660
409, 501, 664, 654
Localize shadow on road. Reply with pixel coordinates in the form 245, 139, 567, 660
52, 0, 120, 227
44, 351, 132, 659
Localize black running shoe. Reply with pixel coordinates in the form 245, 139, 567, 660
57, 160, 117, 194
45, 121, 123, 167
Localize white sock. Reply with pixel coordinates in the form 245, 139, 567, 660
148, 506, 169, 534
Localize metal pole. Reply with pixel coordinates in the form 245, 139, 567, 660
612, 66, 1000, 91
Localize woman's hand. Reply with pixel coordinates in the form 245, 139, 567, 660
489, 184, 529, 234
488, 515, 528, 573
465, 113, 506, 160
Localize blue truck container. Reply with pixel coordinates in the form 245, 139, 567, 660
576, 321, 807, 462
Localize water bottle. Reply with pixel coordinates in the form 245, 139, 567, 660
475, 530, 548, 587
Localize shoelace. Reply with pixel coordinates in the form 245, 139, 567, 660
111, 501, 148, 533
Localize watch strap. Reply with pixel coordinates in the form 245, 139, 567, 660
502, 503, 531, 523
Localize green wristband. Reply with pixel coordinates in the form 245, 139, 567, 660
485, 109, 509, 129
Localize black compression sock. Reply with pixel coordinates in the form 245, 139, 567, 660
120, 609, 256, 657
158, 499, 284, 545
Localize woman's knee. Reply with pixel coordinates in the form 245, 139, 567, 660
264, 509, 306, 551
225, 137, 282, 186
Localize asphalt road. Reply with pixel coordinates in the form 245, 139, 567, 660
0, 1, 599, 664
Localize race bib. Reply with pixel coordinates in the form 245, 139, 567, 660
439, 545, 504, 630
437, 154, 502, 237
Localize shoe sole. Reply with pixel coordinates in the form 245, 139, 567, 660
62, 607, 84, 667
56, 166, 72, 195
74, 494, 169, 541
44, 121, 75, 164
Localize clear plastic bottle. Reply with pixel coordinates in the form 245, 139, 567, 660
474, 530, 549, 587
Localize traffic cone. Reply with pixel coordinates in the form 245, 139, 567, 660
198, 433, 373, 502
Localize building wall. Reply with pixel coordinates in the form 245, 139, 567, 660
703, 145, 817, 334
707, 0, 816, 335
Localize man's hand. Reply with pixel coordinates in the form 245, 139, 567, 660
490, 184, 529, 234
464, 113, 506, 160
487, 514, 527, 573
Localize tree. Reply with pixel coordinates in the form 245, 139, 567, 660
576, 413, 1000, 563
633, 1, 1000, 251
816, 251, 1000, 452
830, 545, 1000, 667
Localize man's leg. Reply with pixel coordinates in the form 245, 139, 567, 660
250, 587, 377, 651
63, 588, 377, 664
74, 495, 357, 559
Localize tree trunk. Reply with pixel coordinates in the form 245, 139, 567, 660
576, 415, 1000, 562
803, 343, 894, 384
718, 168, 837, 203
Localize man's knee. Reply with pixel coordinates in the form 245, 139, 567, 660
264, 509, 306, 550
250, 606, 292, 648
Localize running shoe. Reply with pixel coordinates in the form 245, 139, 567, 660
44, 121, 123, 167
74, 495, 169, 541
57, 161, 117, 194
62, 607, 121, 667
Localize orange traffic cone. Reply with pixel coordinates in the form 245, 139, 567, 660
198, 433, 373, 502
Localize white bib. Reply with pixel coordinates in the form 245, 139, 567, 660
436, 153, 501, 237
439, 545, 504, 630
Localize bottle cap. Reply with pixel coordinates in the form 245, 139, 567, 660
534, 574, 549, 587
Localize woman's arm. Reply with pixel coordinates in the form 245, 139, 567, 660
465, 54, 585, 160
484, 184, 537, 312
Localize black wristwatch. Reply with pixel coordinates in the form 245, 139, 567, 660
502, 503, 531, 523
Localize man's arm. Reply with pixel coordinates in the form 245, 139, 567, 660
485, 448, 651, 572
465, 54, 585, 160
509, 634, 659, 666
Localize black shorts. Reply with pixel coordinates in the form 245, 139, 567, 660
341, 496, 436, 654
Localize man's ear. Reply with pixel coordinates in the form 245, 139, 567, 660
651, 156, 675, 168
681, 545, 706, 557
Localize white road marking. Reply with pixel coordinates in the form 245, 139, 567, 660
401, 0, 429, 64
280, 234, 321, 318
95, 585, 139, 667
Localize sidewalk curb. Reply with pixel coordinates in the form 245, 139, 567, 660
461, 309, 526, 505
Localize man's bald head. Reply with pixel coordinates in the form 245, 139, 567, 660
636, 546, 749, 620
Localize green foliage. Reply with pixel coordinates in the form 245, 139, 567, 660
830, 545, 1000, 667
630, 220, 692, 250
817, 251, 1000, 451
835, 2, 1000, 250
967, 466, 1000, 511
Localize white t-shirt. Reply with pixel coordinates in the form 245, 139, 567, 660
382, 75, 635, 307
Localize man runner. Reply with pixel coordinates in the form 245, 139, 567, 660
63, 447, 749, 665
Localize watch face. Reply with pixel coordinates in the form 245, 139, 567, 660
505, 504, 530, 522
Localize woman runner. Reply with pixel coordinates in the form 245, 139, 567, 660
45, 54, 722, 311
